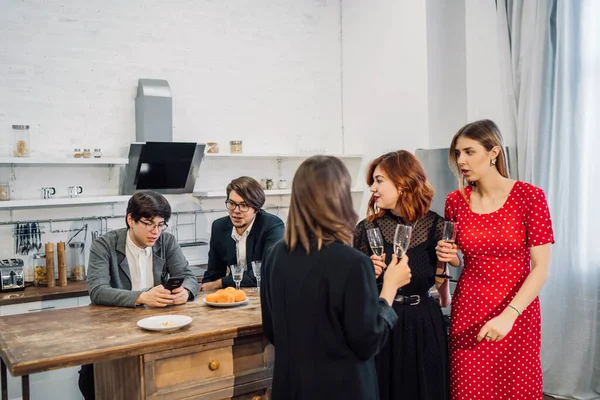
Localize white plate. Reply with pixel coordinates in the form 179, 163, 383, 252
137, 315, 193, 332
203, 298, 249, 308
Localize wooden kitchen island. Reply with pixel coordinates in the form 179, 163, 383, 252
0, 289, 273, 400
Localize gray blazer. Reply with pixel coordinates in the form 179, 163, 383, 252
87, 228, 199, 307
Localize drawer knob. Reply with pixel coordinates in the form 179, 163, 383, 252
252, 396, 262, 400
208, 360, 220, 371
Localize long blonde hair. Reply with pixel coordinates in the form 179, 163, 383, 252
449, 119, 510, 197
285, 156, 358, 253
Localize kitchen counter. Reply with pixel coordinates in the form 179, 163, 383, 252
0, 281, 89, 306
0, 269, 206, 307
0, 289, 272, 400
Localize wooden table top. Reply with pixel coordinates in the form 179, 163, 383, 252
0, 289, 263, 376
0, 281, 90, 306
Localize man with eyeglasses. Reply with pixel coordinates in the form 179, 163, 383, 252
80, 191, 198, 400
201, 176, 284, 291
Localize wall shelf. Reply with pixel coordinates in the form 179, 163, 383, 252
203, 153, 362, 161
0, 196, 132, 210
0, 157, 129, 165
194, 188, 365, 198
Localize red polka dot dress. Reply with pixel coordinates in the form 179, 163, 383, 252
444, 181, 554, 400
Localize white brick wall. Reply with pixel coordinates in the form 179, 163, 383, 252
0, 0, 345, 270
0, 0, 342, 156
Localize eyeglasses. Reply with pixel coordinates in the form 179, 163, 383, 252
137, 220, 168, 232
225, 200, 250, 212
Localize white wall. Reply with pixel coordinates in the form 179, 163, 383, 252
426, 0, 467, 148
341, 0, 429, 212
0, 0, 346, 271
0, 0, 343, 156
464, 0, 515, 147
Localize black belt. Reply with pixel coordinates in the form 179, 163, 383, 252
394, 291, 431, 305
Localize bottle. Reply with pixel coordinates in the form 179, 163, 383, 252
33, 254, 47, 287
93, 148, 102, 158
0, 182, 10, 201
12, 125, 30, 157
82, 149, 92, 158
68, 242, 86, 281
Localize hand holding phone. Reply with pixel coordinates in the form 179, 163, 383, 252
164, 277, 184, 292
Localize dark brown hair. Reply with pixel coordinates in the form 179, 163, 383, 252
226, 176, 266, 211
126, 191, 171, 226
285, 156, 358, 253
448, 119, 510, 196
366, 150, 434, 223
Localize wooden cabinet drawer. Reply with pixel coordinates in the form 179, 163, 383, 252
144, 337, 273, 399
145, 340, 234, 397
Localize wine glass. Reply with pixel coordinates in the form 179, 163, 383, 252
442, 221, 457, 244
366, 228, 384, 258
393, 224, 413, 258
230, 264, 244, 290
251, 261, 262, 291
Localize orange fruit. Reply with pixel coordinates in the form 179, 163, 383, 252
234, 290, 247, 302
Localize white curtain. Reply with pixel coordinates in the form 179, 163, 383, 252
497, 1, 600, 399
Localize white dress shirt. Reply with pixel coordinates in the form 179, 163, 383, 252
231, 217, 256, 268
126, 231, 154, 291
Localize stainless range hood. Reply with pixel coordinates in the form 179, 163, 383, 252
120, 79, 206, 195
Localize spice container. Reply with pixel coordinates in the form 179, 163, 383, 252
33, 254, 47, 287
12, 125, 30, 157
69, 242, 86, 281
0, 182, 9, 201
229, 140, 243, 154
93, 148, 102, 158
207, 142, 219, 154
73, 148, 83, 158
82, 149, 92, 158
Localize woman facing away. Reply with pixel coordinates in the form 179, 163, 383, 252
437, 119, 554, 400
354, 150, 451, 400
260, 155, 412, 400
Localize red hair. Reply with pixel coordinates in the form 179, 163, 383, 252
366, 150, 434, 223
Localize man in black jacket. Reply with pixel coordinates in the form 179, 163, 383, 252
201, 176, 284, 290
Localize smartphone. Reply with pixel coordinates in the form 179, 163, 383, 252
164, 277, 184, 291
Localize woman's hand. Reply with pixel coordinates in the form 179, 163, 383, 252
370, 253, 386, 279
436, 240, 458, 263
476, 310, 518, 342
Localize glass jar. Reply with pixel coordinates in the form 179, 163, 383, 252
12, 125, 30, 157
33, 253, 47, 287
82, 149, 92, 158
0, 182, 9, 201
206, 142, 219, 154
73, 148, 83, 158
68, 242, 86, 281
229, 140, 243, 154
93, 148, 102, 158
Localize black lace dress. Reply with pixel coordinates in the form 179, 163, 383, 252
354, 210, 449, 400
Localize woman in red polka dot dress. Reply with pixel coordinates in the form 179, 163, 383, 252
437, 120, 554, 400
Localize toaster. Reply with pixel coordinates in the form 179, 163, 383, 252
0, 258, 25, 292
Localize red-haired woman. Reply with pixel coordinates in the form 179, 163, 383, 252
354, 150, 452, 400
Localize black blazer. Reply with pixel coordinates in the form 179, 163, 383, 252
202, 210, 284, 288
261, 240, 398, 400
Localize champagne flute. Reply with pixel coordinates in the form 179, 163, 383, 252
442, 221, 457, 245
393, 224, 413, 258
366, 228, 384, 258
230, 264, 244, 290
251, 261, 262, 292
